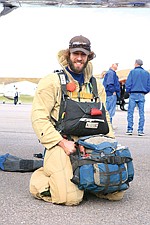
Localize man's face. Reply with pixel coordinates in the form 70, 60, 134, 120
112, 63, 118, 71
68, 51, 88, 74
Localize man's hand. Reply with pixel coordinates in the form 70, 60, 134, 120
58, 138, 86, 156
58, 138, 76, 155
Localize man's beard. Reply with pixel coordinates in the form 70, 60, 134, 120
68, 58, 88, 74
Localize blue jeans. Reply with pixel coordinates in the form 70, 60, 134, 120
106, 95, 117, 123
127, 93, 145, 132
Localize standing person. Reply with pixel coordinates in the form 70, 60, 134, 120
103, 63, 120, 124
99, 70, 106, 83
125, 59, 150, 136
14, 87, 18, 105
29, 35, 125, 206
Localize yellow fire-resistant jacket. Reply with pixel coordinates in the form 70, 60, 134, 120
30, 50, 115, 205
31, 50, 114, 150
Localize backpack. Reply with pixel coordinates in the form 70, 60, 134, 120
0, 153, 43, 172
70, 136, 134, 194
55, 70, 109, 136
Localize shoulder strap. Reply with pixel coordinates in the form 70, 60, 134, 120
57, 71, 98, 97
57, 71, 98, 98
54, 70, 68, 132
56, 70, 68, 96
90, 76, 99, 100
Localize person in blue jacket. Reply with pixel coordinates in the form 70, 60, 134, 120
125, 59, 150, 136
103, 63, 120, 124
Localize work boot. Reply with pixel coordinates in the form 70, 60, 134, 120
95, 191, 125, 201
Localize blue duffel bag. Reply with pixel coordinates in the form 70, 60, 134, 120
70, 136, 134, 194
0, 153, 43, 172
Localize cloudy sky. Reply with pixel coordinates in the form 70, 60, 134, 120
0, 6, 150, 78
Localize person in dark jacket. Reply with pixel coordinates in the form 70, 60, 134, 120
14, 87, 18, 105
125, 59, 150, 136
103, 63, 120, 124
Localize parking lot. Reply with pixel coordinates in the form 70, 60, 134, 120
0, 103, 150, 225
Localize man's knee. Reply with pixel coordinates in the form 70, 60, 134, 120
30, 147, 84, 206
29, 167, 50, 200
45, 148, 84, 205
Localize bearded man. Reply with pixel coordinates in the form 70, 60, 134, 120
29, 35, 124, 206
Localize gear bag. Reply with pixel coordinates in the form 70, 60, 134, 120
0, 153, 43, 172
70, 136, 134, 194
55, 71, 109, 136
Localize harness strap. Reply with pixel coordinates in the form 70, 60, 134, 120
57, 71, 98, 99
71, 155, 132, 172
90, 76, 99, 100
94, 163, 125, 191
55, 70, 68, 130
55, 70, 99, 132
67, 91, 93, 99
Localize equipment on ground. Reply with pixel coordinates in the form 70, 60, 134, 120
55, 70, 109, 136
70, 136, 134, 194
0, 153, 43, 172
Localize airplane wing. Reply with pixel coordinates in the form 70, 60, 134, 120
0, 0, 149, 16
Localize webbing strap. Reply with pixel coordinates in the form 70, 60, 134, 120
96, 163, 125, 192
56, 70, 68, 129
57, 70, 68, 96
90, 76, 99, 99
71, 155, 132, 172
57, 70, 99, 98
67, 91, 93, 99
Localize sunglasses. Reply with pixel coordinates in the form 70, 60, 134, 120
69, 42, 91, 51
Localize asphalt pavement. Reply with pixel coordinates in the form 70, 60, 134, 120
0, 103, 150, 225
